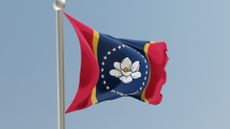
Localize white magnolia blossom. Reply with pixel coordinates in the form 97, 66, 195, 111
109, 57, 141, 83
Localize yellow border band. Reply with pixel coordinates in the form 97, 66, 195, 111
93, 30, 100, 58
91, 87, 98, 104
91, 30, 100, 104
141, 41, 155, 103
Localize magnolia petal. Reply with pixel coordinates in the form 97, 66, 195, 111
121, 57, 132, 70
131, 61, 140, 72
121, 70, 132, 77
114, 62, 121, 71
119, 76, 132, 83
131, 72, 141, 79
109, 69, 122, 77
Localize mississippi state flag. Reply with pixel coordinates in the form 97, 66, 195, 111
65, 13, 169, 113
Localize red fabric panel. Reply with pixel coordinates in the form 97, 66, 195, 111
64, 13, 99, 113
145, 42, 169, 104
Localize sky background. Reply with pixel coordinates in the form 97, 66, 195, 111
0, 0, 230, 129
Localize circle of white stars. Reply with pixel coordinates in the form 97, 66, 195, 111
100, 44, 149, 97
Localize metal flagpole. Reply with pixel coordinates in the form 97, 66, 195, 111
53, 0, 66, 129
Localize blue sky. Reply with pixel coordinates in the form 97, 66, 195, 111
0, 0, 230, 129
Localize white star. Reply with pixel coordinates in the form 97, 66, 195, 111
106, 86, 110, 90
101, 74, 104, 78
102, 62, 105, 65
103, 80, 106, 84
112, 48, 116, 51
107, 51, 111, 55
146, 65, 148, 68
144, 59, 147, 63
103, 56, 107, 60
140, 87, 143, 90
118, 46, 121, 49
142, 82, 145, 86
122, 44, 125, 47
145, 71, 148, 74
144, 77, 147, 80
101, 68, 104, 72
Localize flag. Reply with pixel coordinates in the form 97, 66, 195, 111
65, 13, 169, 113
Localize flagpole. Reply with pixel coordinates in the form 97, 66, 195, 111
53, 1, 66, 129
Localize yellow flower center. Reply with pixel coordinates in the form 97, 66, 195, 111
123, 67, 129, 73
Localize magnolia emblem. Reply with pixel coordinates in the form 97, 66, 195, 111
109, 57, 141, 83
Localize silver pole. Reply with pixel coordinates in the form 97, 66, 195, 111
53, 1, 66, 129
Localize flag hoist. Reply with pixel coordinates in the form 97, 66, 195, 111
53, 0, 66, 129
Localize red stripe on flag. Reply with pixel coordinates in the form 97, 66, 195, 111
145, 42, 168, 104
64, 13, 99, 113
